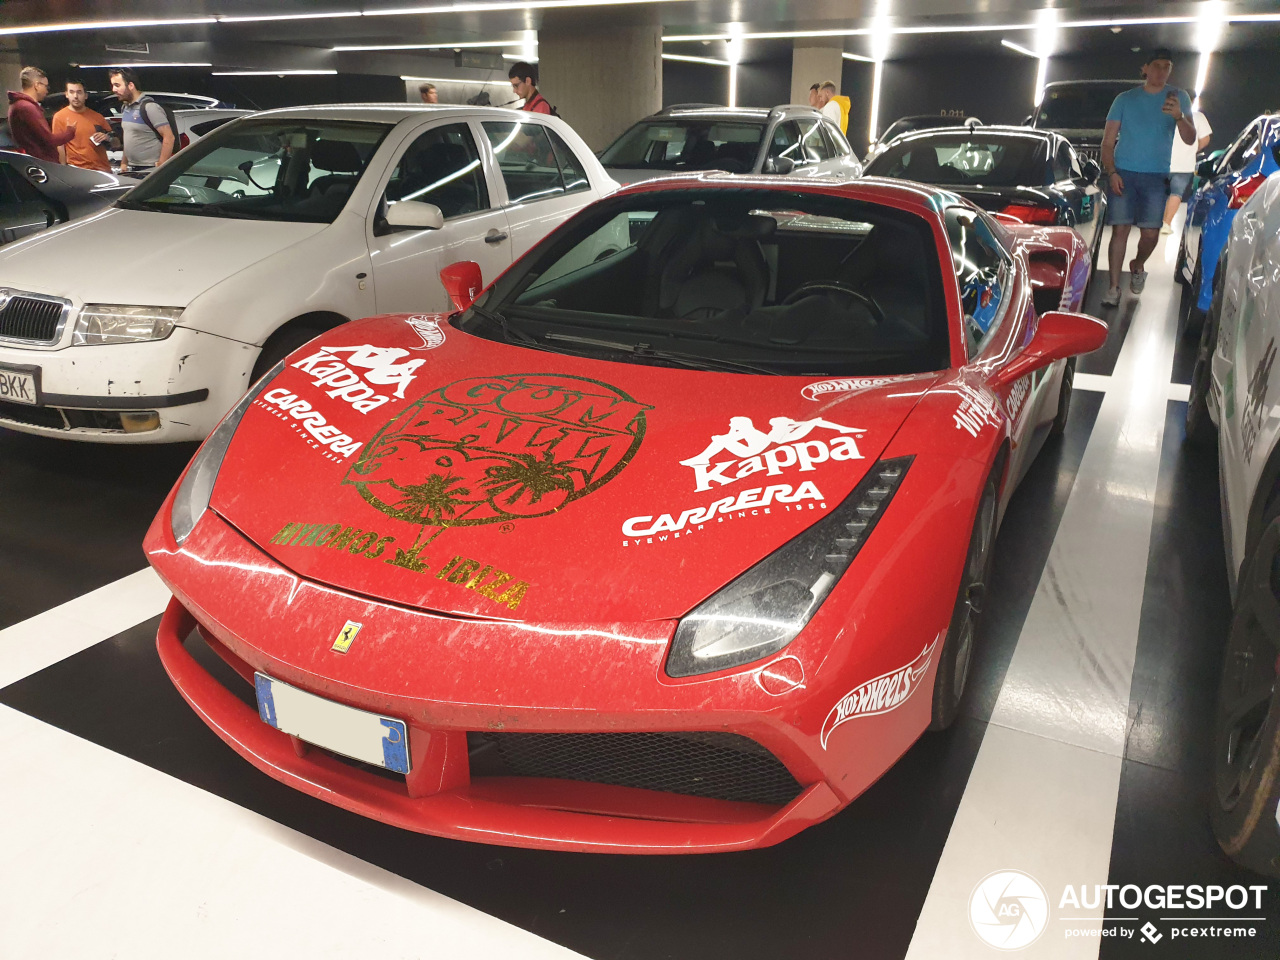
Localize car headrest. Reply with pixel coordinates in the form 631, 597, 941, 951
712, 212, 776, 240
310, 139, 362, 173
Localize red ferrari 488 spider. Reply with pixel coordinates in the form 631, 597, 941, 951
145, 175, 1106, 853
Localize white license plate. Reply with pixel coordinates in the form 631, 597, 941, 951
254, 673, 411, 774
0, 365, 38, 406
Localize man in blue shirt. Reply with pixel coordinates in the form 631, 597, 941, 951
1099, 48, 1195, 306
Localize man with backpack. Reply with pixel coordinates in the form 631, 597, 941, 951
109, 68, 175, 175
508, 62, 553, 115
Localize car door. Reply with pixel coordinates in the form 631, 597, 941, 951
819, 120, 862, 177
793, 118, 835, 178
366, 119, 513, 315
1188, 122, 1260, 275
1054, 139, 1102, 249
480, 118, 597, 261
0, 161, 56, 244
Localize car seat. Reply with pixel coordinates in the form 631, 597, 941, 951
308, 139, 363, 199
656, 210, 773, 320
900, 148, 942, 184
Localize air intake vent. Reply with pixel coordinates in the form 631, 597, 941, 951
470, 730, 803, 807
0, 295, 65, 343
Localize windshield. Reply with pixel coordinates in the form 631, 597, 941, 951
599, 119, 765, 173
879, 116, 965, 143
456, 189, 950, 377
1035, 84, 1137, 130
865, 135, 1046, 187
120, 118, 393, 223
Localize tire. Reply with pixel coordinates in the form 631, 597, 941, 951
252, 323, 326, 383
1185, 278, 1222, 446
1210, 501, 1280, 877
1049, 357, 1075, 438
1174, 235, 1189, 286
930, 472, 999, 731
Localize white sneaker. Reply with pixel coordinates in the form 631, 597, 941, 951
1101, 287, 1121, 307
1130, 268, 1148, 295
1160, 223, 1173, 235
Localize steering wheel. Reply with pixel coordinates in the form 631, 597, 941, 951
781, 281, 886, 324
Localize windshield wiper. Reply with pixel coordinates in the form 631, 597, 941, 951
543, 333, 779, 375
469, 304, 545, 349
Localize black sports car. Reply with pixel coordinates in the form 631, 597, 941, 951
862, 126, 1106, 268
0, 151, 129, 245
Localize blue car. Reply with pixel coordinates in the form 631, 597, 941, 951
1178, 115, 1280, 332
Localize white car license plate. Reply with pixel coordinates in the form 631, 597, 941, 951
254, 673, 411, 774
0, 364, 39, 406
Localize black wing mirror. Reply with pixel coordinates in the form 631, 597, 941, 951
762, 156, 795, 175
1080, 158, 1101, 183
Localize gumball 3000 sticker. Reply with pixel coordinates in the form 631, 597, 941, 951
346, 373, 651, 528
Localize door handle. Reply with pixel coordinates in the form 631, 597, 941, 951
485, 231, 508, 244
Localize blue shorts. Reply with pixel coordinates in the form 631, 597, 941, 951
1106, 169, 1170, 229
1169, 172, 1194, 202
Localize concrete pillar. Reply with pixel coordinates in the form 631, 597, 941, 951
0, 53, 22, 96
536, 19, 662, 152
790, 38, 844, 105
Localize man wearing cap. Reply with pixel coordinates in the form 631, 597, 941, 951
1098, 48, 1195, 307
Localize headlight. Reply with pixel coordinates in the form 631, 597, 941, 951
170, 363, 285, 545
666, 457, 913, 678
72, 304, 183, 345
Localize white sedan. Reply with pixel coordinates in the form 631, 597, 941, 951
1186, 165, 1280, 875
0, 104, 614, 441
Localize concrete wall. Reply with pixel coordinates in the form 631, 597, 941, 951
790, 38, 843, 105
538, 23, 662, 151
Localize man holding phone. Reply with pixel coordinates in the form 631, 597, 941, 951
1098, 48, 1195, 306
52, 79, 112, 172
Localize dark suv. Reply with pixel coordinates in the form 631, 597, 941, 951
1031, 80, 1138, 165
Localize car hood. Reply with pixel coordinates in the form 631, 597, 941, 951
210, 314, 939, 623
605, 167, 739, 187
942, 184, 1059, 213
0, 207, 324, 306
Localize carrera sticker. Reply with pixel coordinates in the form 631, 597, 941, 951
953, 383, 1002, 438
622, 481, 825, 542
256, 388, 363, 461
801, 377, 898, 401
820, 637, 938, 749
269, 521, 530, 610
331, 620, 362, 654
291, 343, 426, 413
1005, 376, 1031, 422
681, 416, 865, 493
407, 314, 446, 350
346, 373, 650, 571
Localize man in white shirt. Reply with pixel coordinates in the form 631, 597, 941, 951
1163, 109, 1212, 234
817, 81, 842, 126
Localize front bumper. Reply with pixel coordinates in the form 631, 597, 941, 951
145, 495, 957, 853
0, 327, 256, 442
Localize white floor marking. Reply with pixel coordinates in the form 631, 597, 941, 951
905, 230, 1181, 959
0, 567, 171, 689
1071, 371, 1191, 403
0, 704, 585, 960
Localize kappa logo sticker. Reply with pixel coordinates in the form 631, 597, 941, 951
820, 637, 938, 748
292, 344, 427, 413
406, 315, 446, 351
681, 416, 866, 492
331, 620, 362, 653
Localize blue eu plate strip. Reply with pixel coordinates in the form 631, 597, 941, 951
381, 719, 411, 774
254, 673, 278, 728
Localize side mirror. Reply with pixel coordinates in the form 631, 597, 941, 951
1021, 115, 1034, 127
763, 156, 795, 175
440, 260, 483, 312
1273, 142, 1280, 168
385, 199, 444, 230
1080, 158, 1101, 183
988, 310, 1108, 389
1196, 157, 1218, 179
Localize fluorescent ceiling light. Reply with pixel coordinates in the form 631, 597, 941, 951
334, 40, 516, 51
1001, 39, 1038, 58
503, 54, 540, 60
366, 0, 687, 14
399, 75, 513, 86
1, 17, 215, 36
842, 52, 875, 63
217, 11, 361, 22
76, 62, 214, 68
662, 53, 730, 65
212, 69, 338, 76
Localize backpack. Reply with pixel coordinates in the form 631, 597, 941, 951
526, 92, 561, 119
135, 95, 179, 149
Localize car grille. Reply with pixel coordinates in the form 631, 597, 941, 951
470, 731, 804, 807
0, 294, 65, 343
1075, 144, 1102, 165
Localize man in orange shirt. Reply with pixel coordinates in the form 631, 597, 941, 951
52, 79, 111, 172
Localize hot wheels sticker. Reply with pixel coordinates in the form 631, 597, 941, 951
820, 638, 938, 748
801, 377, 899, 401
407, 315, 446, 350
681, 416, 865, 492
